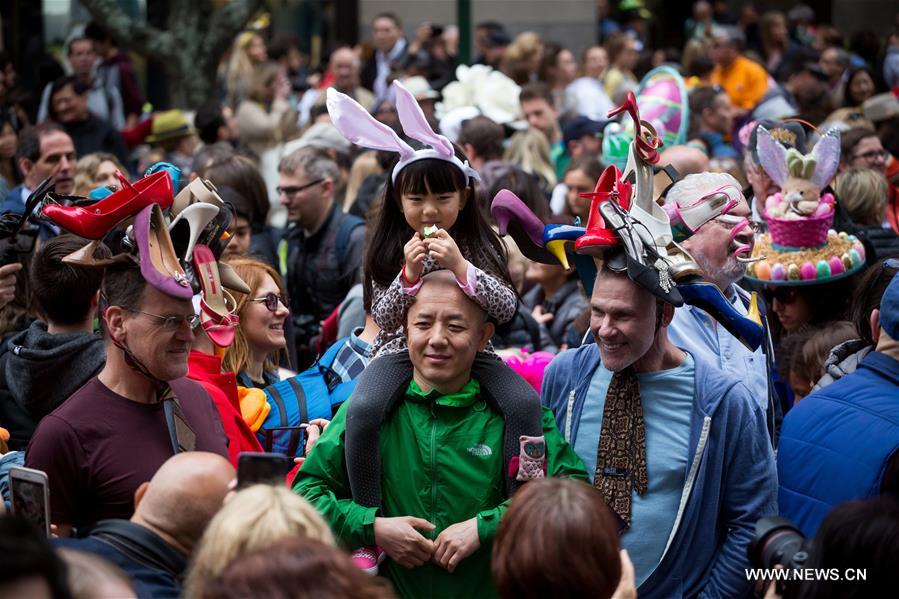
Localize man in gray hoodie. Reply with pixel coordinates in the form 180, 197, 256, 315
0, 235, 108, 449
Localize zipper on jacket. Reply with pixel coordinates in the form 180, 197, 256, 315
429, 403, 438, 533
565, 389, 576, 443
659, 416, 712, 562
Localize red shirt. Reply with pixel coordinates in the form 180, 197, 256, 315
26, 376, 228, 528
187, 351, 262, 466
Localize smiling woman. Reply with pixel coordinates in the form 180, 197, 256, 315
221, 258, 290, 388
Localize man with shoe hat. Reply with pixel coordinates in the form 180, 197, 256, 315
542, 249, 777, 597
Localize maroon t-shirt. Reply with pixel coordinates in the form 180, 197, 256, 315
25, 376, 228, 529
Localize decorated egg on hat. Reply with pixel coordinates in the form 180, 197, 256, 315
787, 263, 800, 280
800, 262, 816, 280
816, 260, 831, 278
829, 256, 845, 275
754, 260, 772, 280
848, 248, 861, 267
771, 263, 786, 280
841, 253, 852, 269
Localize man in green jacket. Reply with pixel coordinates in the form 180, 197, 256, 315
294, 271, 587, 598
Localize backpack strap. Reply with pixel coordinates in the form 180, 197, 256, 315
333, 214, 364, 263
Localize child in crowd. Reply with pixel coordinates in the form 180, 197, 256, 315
327, 80, 546, 572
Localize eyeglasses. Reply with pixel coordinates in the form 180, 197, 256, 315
763, 287, 798, 305
276, 179, 324, 198
852, 149, 889, 162
128, 309, 200, 330
249, 292, 288, 313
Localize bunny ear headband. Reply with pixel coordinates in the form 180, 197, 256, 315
326, 80, 480, 184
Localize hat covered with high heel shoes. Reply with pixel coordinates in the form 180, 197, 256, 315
39, 165, 247, 348
491, 92, 766, 351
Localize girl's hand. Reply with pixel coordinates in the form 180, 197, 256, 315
425, 230, 468, 283
404, 233, 426, 284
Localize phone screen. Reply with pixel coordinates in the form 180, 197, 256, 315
11, 476, 49, 536
237, 453, 293, 488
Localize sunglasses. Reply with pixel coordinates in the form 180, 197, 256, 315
250, 292, 288, 313
763, 287, 798, 305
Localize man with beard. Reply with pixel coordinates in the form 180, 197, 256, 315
663, 172, 776, 431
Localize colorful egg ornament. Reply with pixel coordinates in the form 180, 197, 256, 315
800, 262, 817, 280
787, 263, 800, 280
771, 263, 786, 280
816, 260, 831, 278
755, 260, 772, 280
829, 256, 844, 275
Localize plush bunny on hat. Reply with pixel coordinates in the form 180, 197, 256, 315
757, 126, 841, 220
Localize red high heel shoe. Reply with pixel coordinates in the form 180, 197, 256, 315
574, 165, 632, 256
41, 170, 174, 239
607, 91, 662, 165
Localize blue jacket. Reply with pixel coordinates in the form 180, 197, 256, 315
54, 519, 186, 599
541, 344, 777, 599
1, 185, 57, 240
778, 351, 899, 538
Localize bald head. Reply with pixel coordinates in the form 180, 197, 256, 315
133, 452, 235, 554
405, 270, 494, 394
660, 145, 710, 177
330, 47, 361, 92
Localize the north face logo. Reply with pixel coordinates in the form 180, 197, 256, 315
467, 444, 492, 457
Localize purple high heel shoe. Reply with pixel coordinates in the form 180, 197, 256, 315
133, 204, 193, 299
490, 189, 557, 264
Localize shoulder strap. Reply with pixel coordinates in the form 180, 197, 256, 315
333, 214, 364, 260
520, 309, 542, 351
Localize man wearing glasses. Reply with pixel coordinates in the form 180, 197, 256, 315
663, 172, 778, 438
26, 262, 228, 537
278, 148, 365, 368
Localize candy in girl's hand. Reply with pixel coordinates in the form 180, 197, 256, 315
423, 225, 439, 238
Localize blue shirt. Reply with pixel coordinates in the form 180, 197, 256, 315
668, 284, 768, 410
574, 354, 695, 586
329, 327, 371, 384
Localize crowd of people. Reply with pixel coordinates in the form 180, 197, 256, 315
1, 0, 899, 597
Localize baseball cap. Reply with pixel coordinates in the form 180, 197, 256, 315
880, 266, 899, 339
563, 116, 608, 147
746, 119, 807, 164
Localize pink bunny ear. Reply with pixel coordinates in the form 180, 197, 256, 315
326, 88, 413, 156
809, 128, 841, 189
756, 126, 789, 188
393, 80, 454, 157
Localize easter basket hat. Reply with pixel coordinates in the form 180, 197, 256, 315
744, 123, 866, 286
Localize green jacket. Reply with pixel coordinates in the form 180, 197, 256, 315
294, 378, 588, 599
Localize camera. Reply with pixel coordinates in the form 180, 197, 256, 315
748, 516, 810, 599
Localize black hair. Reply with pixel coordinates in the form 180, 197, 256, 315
84, 21, 112, 44
850, 258, 899, 346
842, 66, 877, 108
15, 122, 67, 165
194, 101, 226, 146
31, 234, 110, 325
373, 12, 402, 28
799, 497, 899, 599
363, 146, 513, 294
101, 262, 147, 313
0, 515, 72, 599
